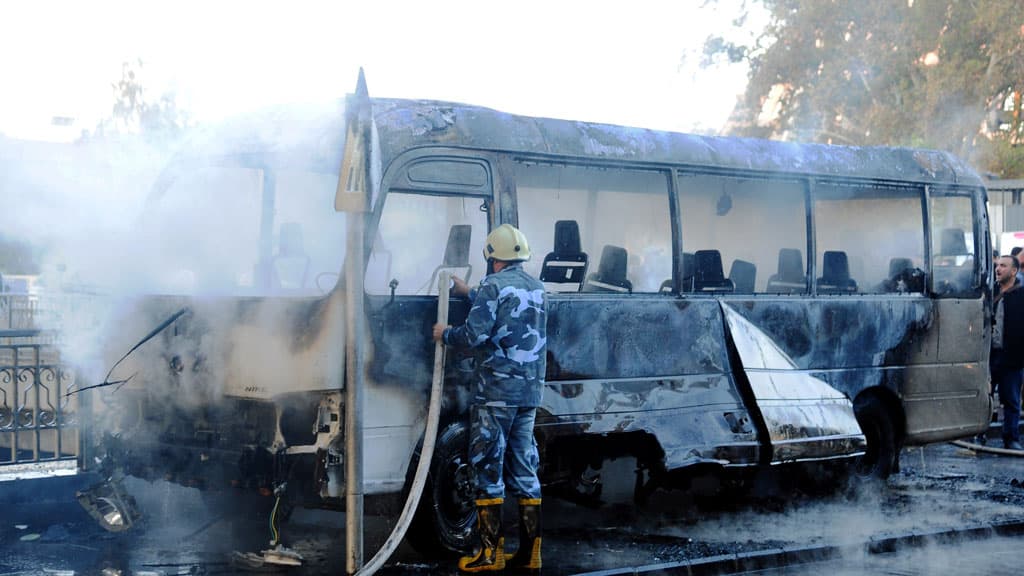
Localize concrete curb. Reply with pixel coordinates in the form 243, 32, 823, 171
572, 518, 1024, 576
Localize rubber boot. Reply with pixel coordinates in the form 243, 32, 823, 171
506, 498, 542, 572
458, 499, 505, 573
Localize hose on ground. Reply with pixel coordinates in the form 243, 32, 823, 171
950, 439, 1024, 457
355, 271, 450, 575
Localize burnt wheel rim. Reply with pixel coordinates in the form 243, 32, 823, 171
438, 454, 475, 533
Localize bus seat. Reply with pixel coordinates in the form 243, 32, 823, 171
889, 257, 913, 278
428, 224, 473, 293
680, 252, 695, 292
694, 250, 734, 292
729, 259, 757, 294
583, 245, 632, 293
272, 222, 311, 290
540, 220, 589, 292
881, 257, 924, 293
939, 227, 968, 255
817, 250, 857, 293
766, 248, 807, 293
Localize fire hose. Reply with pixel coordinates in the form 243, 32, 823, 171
356, 271, 451, 575
950, 439, 1024, 457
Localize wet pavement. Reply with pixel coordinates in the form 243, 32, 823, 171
1, 438, 1023, 575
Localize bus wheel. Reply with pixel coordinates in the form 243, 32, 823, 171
853, 396, 896, 480
406, 420, 476, 558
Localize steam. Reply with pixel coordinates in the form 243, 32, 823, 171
0, 100, 356, 454
545, 456, 1024, 572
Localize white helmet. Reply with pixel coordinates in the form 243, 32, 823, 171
483, 224, 531, 262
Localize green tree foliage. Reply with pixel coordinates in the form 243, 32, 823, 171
707, 0, 1024, 176
85, 59, 189, 146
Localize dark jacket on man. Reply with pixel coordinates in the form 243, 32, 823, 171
994, 282, 1024, 370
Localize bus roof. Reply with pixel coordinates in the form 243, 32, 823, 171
371, 97, 985, 187
163, 95, 985, 189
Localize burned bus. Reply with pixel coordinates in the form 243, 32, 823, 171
77, 76, 992, 558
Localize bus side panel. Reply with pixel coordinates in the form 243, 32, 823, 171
363, 294, 474, 492
365, 294, 475, 390
539, 296, 760, 470
902, 297, 989, 443
721, 298, 936, 370
722, 298, 935, 372
721, 303, 865, 463
721, 296, 989, 446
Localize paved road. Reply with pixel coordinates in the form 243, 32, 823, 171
730, 534, 1023, 576
1, 439, 1022, 575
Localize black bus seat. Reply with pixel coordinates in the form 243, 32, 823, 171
935, 227, 974, 292
583, 245, 632, 293
940, 227, 968, 256
694, 250, 734, 292
729, 259, 757, 294
766, 248, 807, 293
680, 252, 695, 292
881, 257, 924, 293
427, 224, 473, 293
539, 220, 589, 292
889, 257, 913, 278
817, 250, 857, 293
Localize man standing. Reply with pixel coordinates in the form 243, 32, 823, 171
992, 255, 1023, 450
432, 223, 547, 573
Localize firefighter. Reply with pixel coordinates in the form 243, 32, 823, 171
432, 223, 547, 573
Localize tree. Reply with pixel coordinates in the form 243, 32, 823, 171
84, 59, 189, 146
706, 0, 1024, 177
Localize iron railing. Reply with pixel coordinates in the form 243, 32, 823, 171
0, 293, 102, 466
0, 328, 78, 464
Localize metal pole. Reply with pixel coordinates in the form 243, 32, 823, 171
344, 212, 366, 575
338, 68, 372, 575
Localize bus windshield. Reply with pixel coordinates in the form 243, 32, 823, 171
129, 164, 347, 296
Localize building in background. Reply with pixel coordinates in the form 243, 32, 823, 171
987, 179, 1024, 254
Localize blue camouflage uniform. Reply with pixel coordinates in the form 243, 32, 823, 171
443, 262, 547, 501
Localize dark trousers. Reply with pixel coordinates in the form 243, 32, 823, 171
991, 350, 1022, 444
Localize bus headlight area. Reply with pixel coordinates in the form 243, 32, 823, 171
76, 475, 140, 532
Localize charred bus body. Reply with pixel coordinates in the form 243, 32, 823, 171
81, 85, 992, 555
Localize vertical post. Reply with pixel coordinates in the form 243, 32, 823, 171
344, 214, 365, 574
337, 68, 372, 575
256, 168, 277, 290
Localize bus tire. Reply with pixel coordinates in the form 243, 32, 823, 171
853, 395, 896, 480
405, 420, 476, 559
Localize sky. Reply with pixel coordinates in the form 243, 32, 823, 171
0, 1, 763, 142
0, 1, 766, 293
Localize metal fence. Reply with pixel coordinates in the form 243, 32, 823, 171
0, 294, 40, 332
0, 293, 97, 466
0, 328, 78, 465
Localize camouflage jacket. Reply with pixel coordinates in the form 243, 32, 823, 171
443, 263, 547, 407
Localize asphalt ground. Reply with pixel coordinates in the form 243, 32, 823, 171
1, 433, 1023, 576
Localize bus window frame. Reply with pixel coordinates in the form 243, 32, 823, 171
674, 168, 811, 297
808, 179, 929, 297
369, 148, 501, 285
925, 184, 989, 298
509, 157, 678, 296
